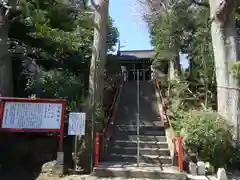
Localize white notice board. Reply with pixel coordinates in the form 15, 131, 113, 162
68, 112, 86, 136
2, 102, 63, 129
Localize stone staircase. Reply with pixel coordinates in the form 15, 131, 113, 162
107, 126, 171, 165
92, 80, 186, 179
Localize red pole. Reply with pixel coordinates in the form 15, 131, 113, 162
0, 101, 4, 128
95, 132, 100, 167
58, 102, 67, 152
177, 137, 184, 171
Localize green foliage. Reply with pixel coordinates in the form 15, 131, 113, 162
26, 69, 86, 111
149, 0, 240, 170
229, 149, 240, 168
10, 0, 119, 105
150, 1, 191, 65
9, 0, 119, 171
158, 77, 231, 167
231, 62, 240, 80
107, 17, 119, 52
150, 1, 215, 104
179, 110, 232, 167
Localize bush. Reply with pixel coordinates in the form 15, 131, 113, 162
229, 149, 240, 169
180, 110, 233, 167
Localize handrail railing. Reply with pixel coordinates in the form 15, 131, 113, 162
155, 77, 172, 128
103, 78, 121, 133
153, 71, 184, 172
94, 76, 123, 167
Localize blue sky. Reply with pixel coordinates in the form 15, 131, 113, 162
109, 0, 188, 68
109, 0, 153, 50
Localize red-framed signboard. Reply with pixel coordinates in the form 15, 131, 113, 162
0, 97, 67, 152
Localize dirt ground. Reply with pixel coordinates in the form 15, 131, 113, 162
36, 173, 89, 180
36, 173, 159, 180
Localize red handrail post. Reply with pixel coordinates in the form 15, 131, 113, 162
94, 132, 100, 168
172, 137, 184, 171
177, 137, 184, 172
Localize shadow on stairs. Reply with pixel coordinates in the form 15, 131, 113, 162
92, 81, 187, 179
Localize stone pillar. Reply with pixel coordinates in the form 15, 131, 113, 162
124, 72, 127, 82
143, 70, 145, 80
121, 66, 127, 82
150, 65, 154, 80
133, 70, 136, 81
217, 168, 227, 180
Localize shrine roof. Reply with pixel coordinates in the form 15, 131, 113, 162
119, 50, 154, 60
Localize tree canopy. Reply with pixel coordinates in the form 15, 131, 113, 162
9, 0, 119, 110
143, 0, 240, 167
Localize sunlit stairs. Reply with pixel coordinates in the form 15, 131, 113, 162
91, 80, 187, 179
106, 124, 171, 165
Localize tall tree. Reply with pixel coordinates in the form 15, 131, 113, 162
145, 0, 240, 141
144, 0, 183, 80
89, 0, 109, 108
208, 0, 240, 141
0, 0, 16, 96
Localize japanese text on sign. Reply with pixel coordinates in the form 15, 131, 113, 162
68, 112, 86, 135
2, 102, 62, 129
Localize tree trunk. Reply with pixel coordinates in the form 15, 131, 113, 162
209, 0, 239, 141
0, 1, 14, 96
169, 59, 175, 81
174, 53, 181, 75
168, 49, 181, 81
98, 0, 109, 105
89, 0, 109, 106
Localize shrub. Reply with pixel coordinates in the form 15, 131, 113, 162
229, 149, 240, 169
180, 110, 233, 167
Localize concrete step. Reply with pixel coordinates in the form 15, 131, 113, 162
113, 135, 167, 142
92, 162, 187, 179
85, 176, 174, 180
113, 130, 166, 136
110, 147, 170, 156
112, 140, 169, 149
106, 154, 172, 165
115, 120, 163, 126
115, 125, 165, 132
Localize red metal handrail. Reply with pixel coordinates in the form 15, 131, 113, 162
101, 78, 122, 149
94, 78, 122, 167
155, 76, 172, 128
154, 73, 183, 172
104, 78, 122, 132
